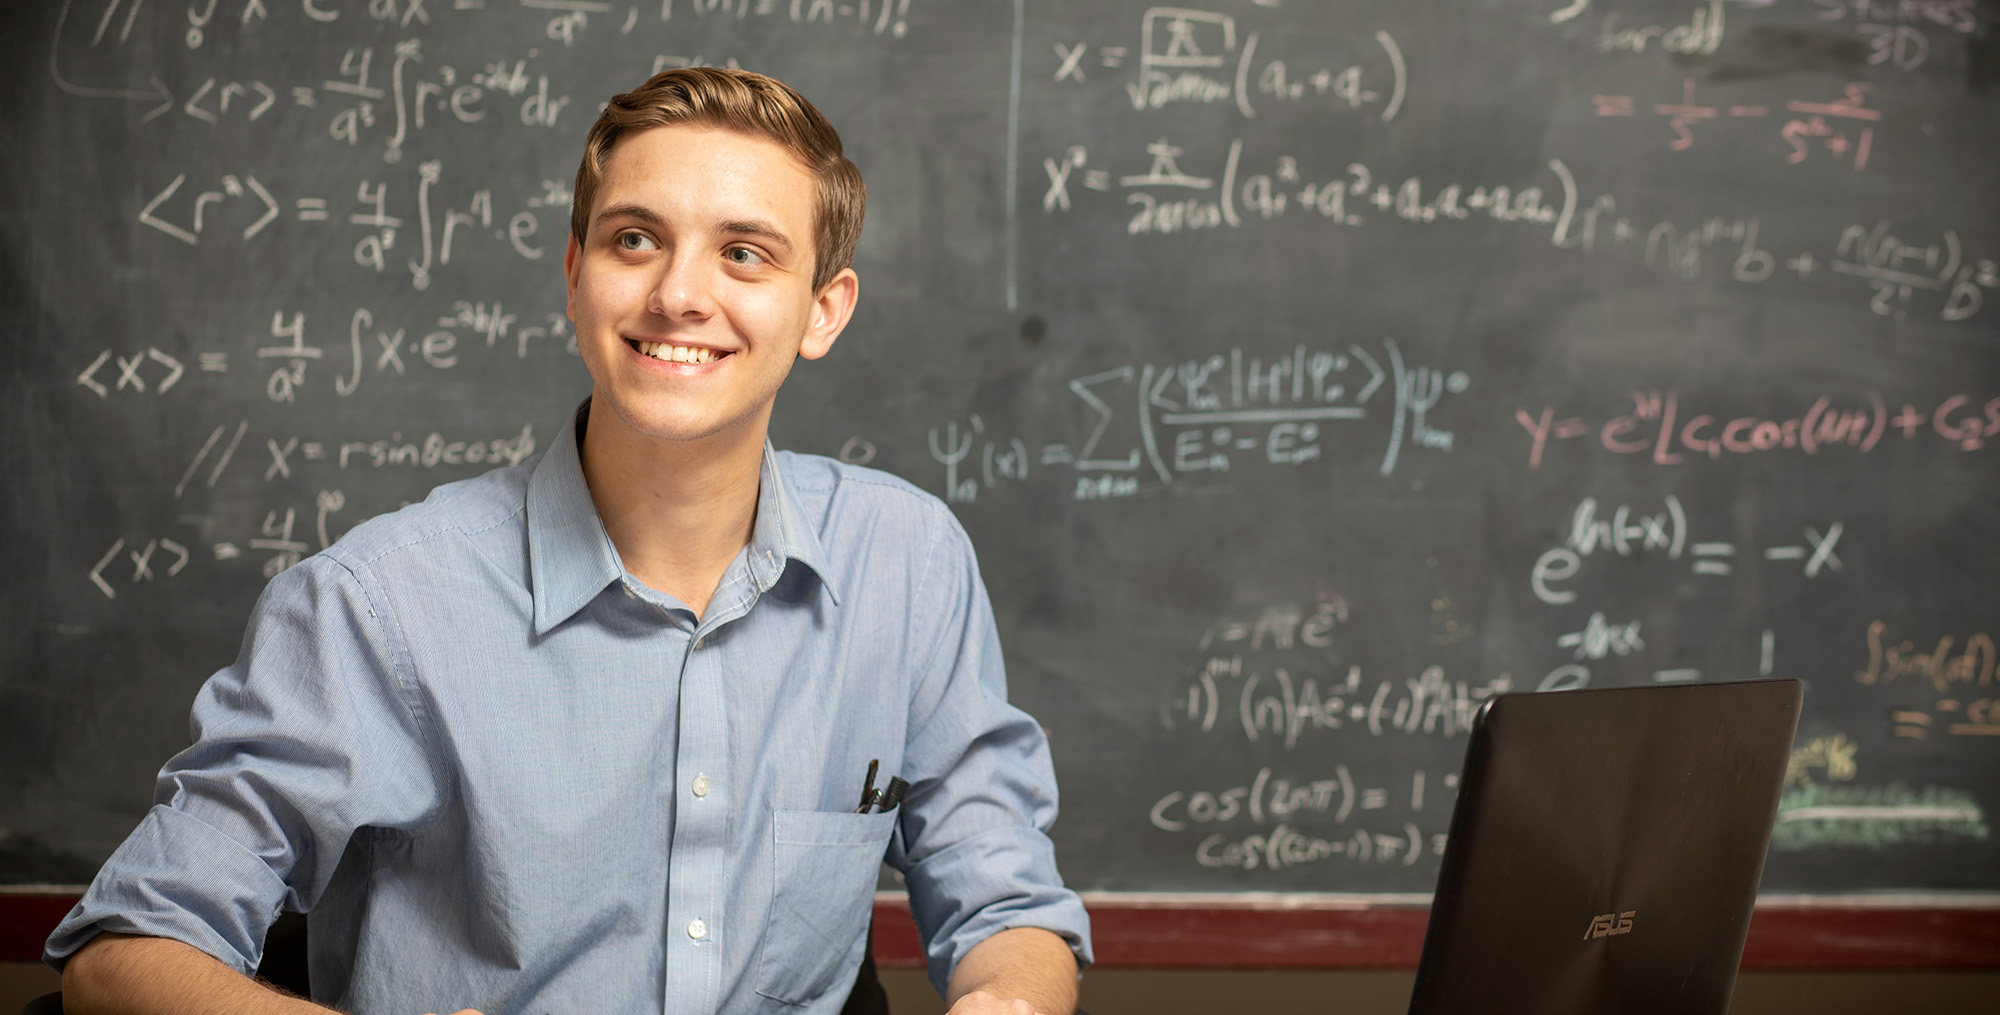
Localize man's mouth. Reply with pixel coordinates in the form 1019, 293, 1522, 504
630, 340, 724, 365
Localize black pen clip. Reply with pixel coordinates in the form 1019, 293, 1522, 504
875, 776, 910, 813
856, 758, 880, 813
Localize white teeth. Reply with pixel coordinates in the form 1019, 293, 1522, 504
637, 341, 718, 364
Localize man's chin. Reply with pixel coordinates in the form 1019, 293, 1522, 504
597, 397, 768, 451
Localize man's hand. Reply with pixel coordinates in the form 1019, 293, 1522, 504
944, 927, 1079, 1015
945, 989, 1049, 1015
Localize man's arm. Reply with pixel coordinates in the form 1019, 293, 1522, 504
62, 934, 485, 1015
944, 927, 1081, 1015
888, 506, 1092, 1007
48, 557, 455, 1012
61, 933, 332, 1015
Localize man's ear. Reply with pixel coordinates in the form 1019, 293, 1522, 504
799, 268, 859, 361
562, 234, 582, 320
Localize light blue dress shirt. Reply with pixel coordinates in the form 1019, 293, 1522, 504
46, 404, 1091, 1013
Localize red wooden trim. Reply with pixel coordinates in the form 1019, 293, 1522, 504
1739, 905, 2000, 969
865, 898, 2000, 971
0, 893, 76, 967
867, 898, 1431, 968
6, 893, 1995, 970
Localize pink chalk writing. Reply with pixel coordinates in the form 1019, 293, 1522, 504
1514, 392, 2000, 469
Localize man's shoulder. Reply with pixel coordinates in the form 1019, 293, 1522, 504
772, 449, 958, 533
319, 458, 536, 577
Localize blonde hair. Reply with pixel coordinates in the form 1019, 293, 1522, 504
570, 68, 866, 292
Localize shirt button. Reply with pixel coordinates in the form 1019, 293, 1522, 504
693, 636, 705, 649
691, 775, 711, 798
687, 918, 708, 941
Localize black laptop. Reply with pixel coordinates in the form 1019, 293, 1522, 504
1407, 678, 1803, 1015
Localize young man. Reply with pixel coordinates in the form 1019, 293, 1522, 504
47, 68, 1090, 1015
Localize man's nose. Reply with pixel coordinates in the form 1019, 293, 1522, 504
649, 254, 715, 319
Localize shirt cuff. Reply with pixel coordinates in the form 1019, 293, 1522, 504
903, 825, 1094, 997
43, 804, 291, 975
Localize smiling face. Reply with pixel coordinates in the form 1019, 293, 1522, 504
564, 123, 858, 453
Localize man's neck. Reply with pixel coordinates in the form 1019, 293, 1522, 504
577, 400, 766, 619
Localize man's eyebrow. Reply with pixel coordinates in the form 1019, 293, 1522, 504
717, 219, 797, 257
592, 203, 665, 230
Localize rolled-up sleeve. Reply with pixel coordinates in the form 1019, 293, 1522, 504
44, 552, 444, 974
886, 511, 1093, 996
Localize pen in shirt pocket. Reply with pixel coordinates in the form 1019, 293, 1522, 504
874, 776, 908, 813
855, 759, 909, 813
856, 759, 879, 812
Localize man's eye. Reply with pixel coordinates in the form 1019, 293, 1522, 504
617, 232, 657, 252
724, 246, 765, 266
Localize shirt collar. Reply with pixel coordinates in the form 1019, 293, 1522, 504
527, 402, 837, 636
743, 435, 838, 608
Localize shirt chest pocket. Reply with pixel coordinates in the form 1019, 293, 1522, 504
754, 808, 899, 1007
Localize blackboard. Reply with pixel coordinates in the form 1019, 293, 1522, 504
3, 0, 1997, 915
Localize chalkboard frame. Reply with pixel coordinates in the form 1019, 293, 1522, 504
8, 0, 2000, 961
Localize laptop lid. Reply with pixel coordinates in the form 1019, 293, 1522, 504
1407, 678, 1803, 1015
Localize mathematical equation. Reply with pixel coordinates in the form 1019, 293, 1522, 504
1593, 79, 1886, 172
1041, 136, 1575, 239
1516, 390, 2000, 469
1856, 619, 1999, 740
75, 302, 570, 406
1164, 655, 1512, 748
1536, 491, 1846, 596
1193, 819, 1442, 872
899, 337, 1466, 505
53, 0, 927, 207
1143, 591, 1499, 749
1523, 491, 1846, 690
139, 160, 564, 290
1150, 764, 1449, 873
82, 420, 536, 596
1042, 5, 1406, 122
1042, 119, 1997, 322
89, 490, 349, 589
1626, 215, 1997, 323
